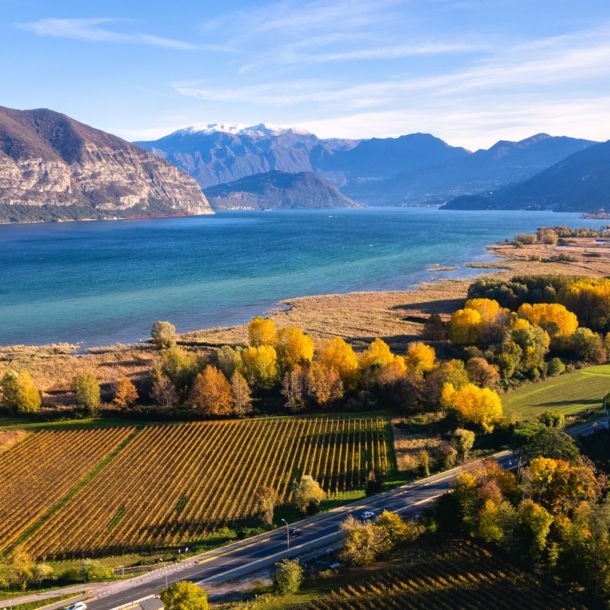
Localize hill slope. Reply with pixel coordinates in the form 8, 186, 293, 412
204, 171, 360, 210
0, 106, 212, 219
442, 139, 610, 212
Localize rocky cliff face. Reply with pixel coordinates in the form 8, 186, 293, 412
0, 106, 212, 216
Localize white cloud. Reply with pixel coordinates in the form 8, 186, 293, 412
18, 18, 198, 50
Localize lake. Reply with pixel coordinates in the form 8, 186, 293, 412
0, 208, 597, 347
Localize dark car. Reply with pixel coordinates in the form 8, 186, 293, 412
284, 528, 303, 539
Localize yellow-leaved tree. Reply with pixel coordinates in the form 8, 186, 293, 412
275, 327, 315, 372
0, 370, 41, 414
558, 278, 610, 331
248, 317, 276, 347
404, 342, 436, 373
359, 338, 395, 370
316, 337, 360, 390
241, 345, 280, 389
449, 308, 482, 345
517, 303, 578, 338
465, 298, 504, 324
441, 382, 503, 432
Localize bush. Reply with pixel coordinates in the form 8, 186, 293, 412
515, 233, 537, 244
150, 321, 177, 349
546, 357, 565, 377
272, 558, 304, 595
570, 328, 606, 363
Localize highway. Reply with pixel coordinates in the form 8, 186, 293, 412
84, 417, 607, 610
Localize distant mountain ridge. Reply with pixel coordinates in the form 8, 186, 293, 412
0, 106, 212, 221
204, 171, 360, 210
137, 127, 597, 205
442, 139, 610, 212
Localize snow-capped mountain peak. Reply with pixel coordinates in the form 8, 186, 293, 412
173, 122, 311, 138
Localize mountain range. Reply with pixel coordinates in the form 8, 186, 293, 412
0, 106, 212, 221
442, 139, 610, 212
137, 126, 598, 206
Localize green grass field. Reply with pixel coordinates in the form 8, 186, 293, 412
503, 364, 610, 419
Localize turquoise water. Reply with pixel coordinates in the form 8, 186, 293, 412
0, 208, 596, 347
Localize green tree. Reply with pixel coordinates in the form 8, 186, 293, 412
570, 327, 606, 363
0, 370, 41, 414
161, 346, 202, 390
291, 475, 325, 514
160, 581, 209, 610
546, 357, 565, 377
151, 321, 177, 349
523, 427, 579, 464
72, 372, 101, 416
272, 558, 304, 595
80, 559, 110, 582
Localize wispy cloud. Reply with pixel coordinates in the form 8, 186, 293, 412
18, 18, 199, 50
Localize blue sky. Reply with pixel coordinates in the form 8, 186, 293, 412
2, 0, 610, 149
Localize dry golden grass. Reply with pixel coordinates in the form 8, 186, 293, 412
390, 418, 441, 472
0, 429, 30, 454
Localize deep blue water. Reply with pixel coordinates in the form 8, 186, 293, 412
0, 208, 598, 347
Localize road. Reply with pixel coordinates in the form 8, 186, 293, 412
76, 417, 610, 610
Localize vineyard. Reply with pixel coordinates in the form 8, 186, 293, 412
5, 417, 390, 558
304, 539, 587, 610
0, 427, 135, 554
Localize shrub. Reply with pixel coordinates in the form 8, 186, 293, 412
272, 558, 304, 595
515, 233, 537, 244
150, 321, 177, 349
546, 357, 566, 377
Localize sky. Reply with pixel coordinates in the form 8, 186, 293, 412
2, 0, 610, 150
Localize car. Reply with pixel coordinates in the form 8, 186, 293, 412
284, 528, 303, 539
360, 511, 376, 521
65, 603, 87, 610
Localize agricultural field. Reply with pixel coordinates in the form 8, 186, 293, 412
503, 364, 610, 419
302, 538, 588, 610
0, 427, 135, 554
5, 417, 390, 559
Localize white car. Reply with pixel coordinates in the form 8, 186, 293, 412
65, 603, 87, 610
360, 511, 376, 521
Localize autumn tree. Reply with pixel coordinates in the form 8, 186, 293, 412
215, 345, 244, 379
275, 327, 314, 372
255, 486, 278, 526
150, 370, 179, 408
248, 316, 276, 347
113, 375, 138, 409
292, 475, 325, 514
509, 324, 550, 375
281, 365, 306, 412
160, 581, 209, 610
425, 359, 469, 405
0, 370, 41, 414
559, 278, 610, 332
405, 342, 436, 373
241, 345, 279, 389
452, 428, 475, 462
423, 313, 447, 340
161, 346, 202, 390
449, 308, 482, 345
442, 383, 503, 432
339, 515, 391, 566
304, 362, 343, 408
466, 357, 499, 388
570, 327, 606, 363
150, 321, 177, 349
72, 372, 101, 416
373, 511, 415, 545
359, 338, 396, 370
189, 365, 234, 416
316, 336, 360, 390
518, 303, 578, 338
230, 371, 252, 416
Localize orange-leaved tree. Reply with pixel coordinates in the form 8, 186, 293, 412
189, 365, 234, 416
113, 375, 139, 409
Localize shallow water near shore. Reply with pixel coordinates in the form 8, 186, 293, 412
0, 207, 596, 347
